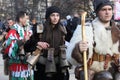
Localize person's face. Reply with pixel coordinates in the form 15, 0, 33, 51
8, 20, 14, 27
98, 5, 113, 23
49, 13, 60, 25
20, 14, 28, 26
32, 19, 37, 25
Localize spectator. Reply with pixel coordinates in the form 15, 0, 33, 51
65, 13, 80, 42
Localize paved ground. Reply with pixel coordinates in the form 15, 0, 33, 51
0, 54, 9, 80
0, 53, 76, 80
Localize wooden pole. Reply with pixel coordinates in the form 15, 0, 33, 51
81, 12, 88, 80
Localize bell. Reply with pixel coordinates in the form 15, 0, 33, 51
27, 53, 40, 66
45, 48, 56, 77
45, 59, 56, 77
60, 54, 69, 68
18, 46, 25, 56
19, 48, 25, 55
60, 45, 69, 68
19, 47, 26, 61
27, 48, 41, 66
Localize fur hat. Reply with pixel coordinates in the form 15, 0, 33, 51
93, 0, 112, 13
45, 6, 61, 19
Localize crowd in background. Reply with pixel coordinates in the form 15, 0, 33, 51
0, 0, 119, 80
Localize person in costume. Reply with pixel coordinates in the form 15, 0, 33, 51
2, 18, 15, 79
66, 0, 120, 80
24, 6, 69, 80
4, 11, 34, 80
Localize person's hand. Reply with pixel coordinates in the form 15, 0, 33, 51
37, 42, 50, 49
79, 41, 88, 53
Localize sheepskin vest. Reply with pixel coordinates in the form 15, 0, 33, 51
66, 17, 120, 72
90, 18, 120, 72
93, 18, 120, 56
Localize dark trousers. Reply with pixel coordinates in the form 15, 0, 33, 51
34, 63, 69, 80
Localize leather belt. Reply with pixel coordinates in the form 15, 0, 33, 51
92, 52, 119, 62
88, 52, 120, 69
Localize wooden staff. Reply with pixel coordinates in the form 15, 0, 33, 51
81, 12, 88, 80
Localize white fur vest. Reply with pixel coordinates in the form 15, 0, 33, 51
66, 18, 120, 72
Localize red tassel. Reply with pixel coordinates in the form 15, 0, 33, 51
9, 63, 28, 72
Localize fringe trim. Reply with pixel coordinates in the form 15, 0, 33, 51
9, 63, 33, 78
